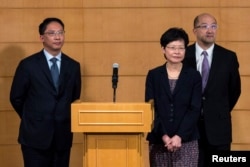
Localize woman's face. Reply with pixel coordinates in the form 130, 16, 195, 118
162, 39, 185, 63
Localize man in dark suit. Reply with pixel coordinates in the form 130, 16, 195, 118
183, 13, 241, 167
10, 18, 81, 167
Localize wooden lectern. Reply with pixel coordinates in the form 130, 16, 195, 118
71, 102, 153, 167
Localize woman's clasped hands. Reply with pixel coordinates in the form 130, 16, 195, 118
162, 134, 182, 152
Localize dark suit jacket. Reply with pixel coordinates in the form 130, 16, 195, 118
145, 63, 202, 144
184, 43, 241, 145
10, 50, 81, 150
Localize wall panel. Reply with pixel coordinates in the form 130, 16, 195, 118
81, 0, 250, 8
0, 9, 84, 42
231, 144, 250, 151
81, 42, 163, 75
0, 145, 23, 167
219, 9, 250, 41
82, 8, 250, 42
232, 110, 250, 143
234, 76, 250, 110
219, 42, 250, 75
0, 111, 19, 144
0, 78, 14, 111
0, 0, 83, 8
81, 76, 146, 102
82, 8, 210, 42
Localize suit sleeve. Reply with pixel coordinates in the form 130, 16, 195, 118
229, 53, 241, 111
176, 71, 202, 141
72, 62, 81, 101
145, 70, 154, 102
9, 60, 30, 118
145, 70, 168, 137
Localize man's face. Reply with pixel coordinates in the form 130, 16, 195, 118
40, 21, 65, 55
193, 14, 217, 47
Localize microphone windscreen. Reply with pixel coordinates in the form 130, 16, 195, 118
113, 63, 119, 68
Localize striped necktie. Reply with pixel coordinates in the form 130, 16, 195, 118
201, 51, 209, 92
50, 58, 59, 90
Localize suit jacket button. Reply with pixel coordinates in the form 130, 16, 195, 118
202, 96, 206, 100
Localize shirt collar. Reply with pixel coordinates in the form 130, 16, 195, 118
195, 42, 214, 57
43, 49, 62, 62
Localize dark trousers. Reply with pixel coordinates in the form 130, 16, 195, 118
198, 119, 230, 167
21, 144, 71, 167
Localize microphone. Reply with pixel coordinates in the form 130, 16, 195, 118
112, 63, 119, 89
112, 63, 119, 102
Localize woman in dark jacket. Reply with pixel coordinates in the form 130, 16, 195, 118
145, 27, 202, 167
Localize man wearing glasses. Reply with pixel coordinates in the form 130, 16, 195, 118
10, 18, 81, 167
183, 13, 241, 167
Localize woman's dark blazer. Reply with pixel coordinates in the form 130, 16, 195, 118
145, 63, 202, 144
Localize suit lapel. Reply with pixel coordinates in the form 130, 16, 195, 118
185, 44, 197, 69
159, 64, 173, 99
36, 51, 60, 94
36, 51, 56, 89
172, 64, 190, 95
160, 64, 189, 98
205, 45, 221, 91
57, 54, 70, 95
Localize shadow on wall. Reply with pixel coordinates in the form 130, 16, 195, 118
0, 45, 26, 110
0, 45, 26, 77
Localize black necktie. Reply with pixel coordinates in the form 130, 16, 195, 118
50, 58, 59, 90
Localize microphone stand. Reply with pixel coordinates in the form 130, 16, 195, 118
113, 87, 117, 103
112, 80, 118, 103
112, 80, 117, 103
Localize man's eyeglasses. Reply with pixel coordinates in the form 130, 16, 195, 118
166, 46, 185, 52
195, 24, 218, 30
43, 31, 65, 37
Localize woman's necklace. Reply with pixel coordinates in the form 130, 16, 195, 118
166, 63, 182, 79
